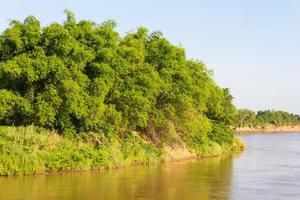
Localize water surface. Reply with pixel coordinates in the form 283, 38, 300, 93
1, 133, 300, 200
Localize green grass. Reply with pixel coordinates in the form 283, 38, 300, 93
0, 126, 160, 176
0, 126, 244, 176
190, 137, 244, 158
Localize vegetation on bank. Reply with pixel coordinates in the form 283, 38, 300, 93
0, 11, 243, 175
235, 109, 300, 128
0, 126, 243, 176
0, 126, 160, 175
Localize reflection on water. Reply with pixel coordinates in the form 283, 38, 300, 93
0, 153, 239, 200
2, 133, 300, 200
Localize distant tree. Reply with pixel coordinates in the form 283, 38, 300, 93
235, 109, 300, 128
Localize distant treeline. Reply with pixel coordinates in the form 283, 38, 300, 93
235, 109, 300, 128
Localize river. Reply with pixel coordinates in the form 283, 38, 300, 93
1, 133, 300, 200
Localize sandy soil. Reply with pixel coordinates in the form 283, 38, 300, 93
235, 125, 300, 133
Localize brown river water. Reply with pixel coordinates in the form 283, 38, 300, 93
1, 133, 300, 200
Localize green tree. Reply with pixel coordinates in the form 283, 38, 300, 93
0, 12, 239, 149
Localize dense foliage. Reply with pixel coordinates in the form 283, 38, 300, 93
0, 11, 237, 154
236, 109, 300, 128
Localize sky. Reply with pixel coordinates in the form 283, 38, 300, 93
0, 0, 299, 114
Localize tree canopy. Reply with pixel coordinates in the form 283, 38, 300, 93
0, 11, 236, 148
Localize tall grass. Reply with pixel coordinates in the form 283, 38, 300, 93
0, 126, 160, 176
0, 126, 244, 176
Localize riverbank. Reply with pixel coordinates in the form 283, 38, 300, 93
0, 126, 244, 176
234, 125, 300, 133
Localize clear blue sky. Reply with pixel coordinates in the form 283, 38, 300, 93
1, 0, 300, 114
